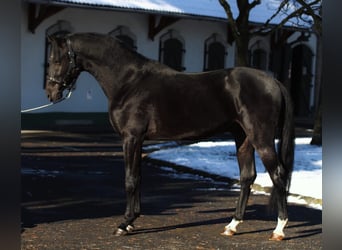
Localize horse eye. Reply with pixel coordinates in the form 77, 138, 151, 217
50, 60, 61, 65
49, 56, 60, 65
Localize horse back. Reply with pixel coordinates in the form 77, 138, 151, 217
110, 66, 282, 140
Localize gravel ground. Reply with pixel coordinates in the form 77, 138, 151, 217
21, 130, 322, 249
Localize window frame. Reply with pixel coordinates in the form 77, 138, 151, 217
159, 30, 186, 71
249, 39, 269, 71
203, 33, 227, 71
109, 26, 137, 51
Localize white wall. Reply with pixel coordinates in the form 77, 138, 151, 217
21, 5, 318, 114
21, 6, 233, 113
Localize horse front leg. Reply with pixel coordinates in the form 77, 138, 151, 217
221, 136, 256, 236
114, 134, 143, 236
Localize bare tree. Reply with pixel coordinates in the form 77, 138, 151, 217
218, 0, 321, 64
218, 0, 322, 144
218, 0, 260, 66
265, 0, 322, 146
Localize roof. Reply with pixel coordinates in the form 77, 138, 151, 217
27, 0, 311, 27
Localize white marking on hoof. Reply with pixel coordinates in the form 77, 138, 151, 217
221, 218, 242, 236
270, 217, 288, 240
114, 228, 127, 236
126, 225, 134, 233
269, 232, 284, 241
221, 228, 236, 236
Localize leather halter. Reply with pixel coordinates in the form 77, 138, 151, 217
47, 38, 79, 90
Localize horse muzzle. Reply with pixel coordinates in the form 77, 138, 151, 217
46, 83, 63, 102
47, 91, 63, 102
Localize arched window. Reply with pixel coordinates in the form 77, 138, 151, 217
159, 30, 185, 71
204, 34, 227, 71
290, 44, 314, 116
109, 26, 137, 51
249, 40, 268, 71
251, 49, 267, 70
44, 20, 73, 88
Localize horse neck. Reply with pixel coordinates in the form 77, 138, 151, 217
72, 34, 143, 98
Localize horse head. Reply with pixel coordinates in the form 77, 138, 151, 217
45, 35, 80, 102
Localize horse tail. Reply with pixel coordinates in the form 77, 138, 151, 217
277, 80, 295, 193
268, 80, 295, 213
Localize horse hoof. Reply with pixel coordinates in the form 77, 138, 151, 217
113, 225, 134, 236
126, 224, 134, 233
269, 233, 284, 241
220, 228, 236, 237
113, 228, 127, 237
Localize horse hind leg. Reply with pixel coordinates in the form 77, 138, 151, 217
255, 143, 289, 241
222, 133, 256, 236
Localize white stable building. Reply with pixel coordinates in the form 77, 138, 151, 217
21, 0, 319, 128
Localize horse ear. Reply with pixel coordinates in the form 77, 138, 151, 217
47, 35, 53, 43
47, 34, 66, 48
47, 35, 59, 46
50, 36, 66, 48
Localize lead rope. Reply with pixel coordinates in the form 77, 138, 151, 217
21, 89, 73, 113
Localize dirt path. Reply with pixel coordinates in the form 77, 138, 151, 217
21, 130, 322, 249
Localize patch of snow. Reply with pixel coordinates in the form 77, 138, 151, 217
148, 137, 322, 209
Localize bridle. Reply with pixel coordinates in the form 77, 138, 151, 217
47, 38, 79, 91
21, 38, 79, 113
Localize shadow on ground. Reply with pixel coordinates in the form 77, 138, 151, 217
21, 130, 321, 249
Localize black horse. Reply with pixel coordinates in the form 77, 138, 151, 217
45, 33, 294, 241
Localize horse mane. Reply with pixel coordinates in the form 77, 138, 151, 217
69, 32, 150, 67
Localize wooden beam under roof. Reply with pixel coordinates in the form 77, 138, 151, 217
148, 14, 179, 41
28, 3, 65, 33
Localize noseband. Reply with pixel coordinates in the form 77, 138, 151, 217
22, 38, 78, 113
48, 38, 79, 90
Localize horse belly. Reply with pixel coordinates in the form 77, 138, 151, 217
143, 72, 235, 140
146, 103, 232, 140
